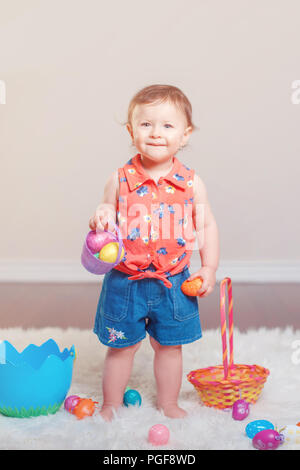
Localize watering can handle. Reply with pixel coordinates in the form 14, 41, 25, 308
220, 277, 234, 380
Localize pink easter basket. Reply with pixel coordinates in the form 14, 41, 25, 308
81, 223, 124, 275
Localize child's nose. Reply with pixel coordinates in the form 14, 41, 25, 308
150, 126, 161, 138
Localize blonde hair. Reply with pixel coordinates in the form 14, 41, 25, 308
127, 84, 196, 131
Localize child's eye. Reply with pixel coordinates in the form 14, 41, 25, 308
164, 124, 173, 128
141, 122, 150, 127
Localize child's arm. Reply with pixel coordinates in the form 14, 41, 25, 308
188, 173, 220, 297
89, 170, 119, 232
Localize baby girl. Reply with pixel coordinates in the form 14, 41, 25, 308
89, 84, 219, 421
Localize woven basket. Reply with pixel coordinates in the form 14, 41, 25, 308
187, 277, 270, 409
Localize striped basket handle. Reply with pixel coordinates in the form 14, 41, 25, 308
220, 277, 234, 380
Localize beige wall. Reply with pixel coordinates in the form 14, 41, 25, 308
1, 0, 300, 275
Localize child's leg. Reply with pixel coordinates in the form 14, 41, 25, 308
100, 341, 142, 421
149, 336, 187, 419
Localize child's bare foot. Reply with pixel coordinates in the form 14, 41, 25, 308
158, 403, 187, 419
99, 405, 115, 422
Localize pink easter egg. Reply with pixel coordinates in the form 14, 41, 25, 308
252, 429, 283, 450
86, 230, 116, 254
64, 395, 81, 413
232, 399, 250, 421
148, 424, 170, 446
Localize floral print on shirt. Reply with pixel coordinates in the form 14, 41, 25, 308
116, 154, 195, 278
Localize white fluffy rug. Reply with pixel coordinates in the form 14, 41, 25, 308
1, 326, 300, 450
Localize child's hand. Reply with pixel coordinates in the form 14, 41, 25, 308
187, 266, 216, 297
89, 203, 116, 232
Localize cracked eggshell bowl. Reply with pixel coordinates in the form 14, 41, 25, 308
0, 339, 75, 417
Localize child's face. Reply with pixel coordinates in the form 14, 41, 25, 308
127, 100, 192, 162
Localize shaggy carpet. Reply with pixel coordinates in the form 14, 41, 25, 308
1, 326, 300, 450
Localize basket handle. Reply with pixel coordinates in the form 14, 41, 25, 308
111, 222, 122, 243
220, 277, 234, 380
110, 223, 124, 264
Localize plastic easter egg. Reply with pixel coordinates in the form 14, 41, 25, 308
73, 398, 96, 420
123, 389, 142, 407
252, 429, 283, 450
86, 230, 116, 254
99, 242, 124, 263
148, 424, 170, 446
181, 278, 203, 296
232, 399, 250, 421
64, 395, 81, 413
245, 420, 275, 439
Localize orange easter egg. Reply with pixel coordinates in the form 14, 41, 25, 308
73, 398, 95, 420
181, 277, 203, 296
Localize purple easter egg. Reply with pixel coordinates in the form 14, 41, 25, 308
86, 230, 116, 254
252, 429, 283, 450
232, 399, 250, 421
64, 395, 81, 413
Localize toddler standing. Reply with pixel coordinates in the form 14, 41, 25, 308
89, 84, 219, 421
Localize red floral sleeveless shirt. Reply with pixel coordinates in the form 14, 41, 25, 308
114, 153, 195, 288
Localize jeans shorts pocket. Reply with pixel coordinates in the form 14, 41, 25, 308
102, 269, 132, 322
171, 269, 199, 321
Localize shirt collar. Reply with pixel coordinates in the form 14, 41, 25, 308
124, 153, 188, 192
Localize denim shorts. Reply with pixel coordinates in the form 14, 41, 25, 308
93, 265, 202, 348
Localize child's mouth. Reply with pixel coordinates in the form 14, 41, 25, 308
147, 143, 166, 146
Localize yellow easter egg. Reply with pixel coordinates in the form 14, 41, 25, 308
99, 242, 124, 263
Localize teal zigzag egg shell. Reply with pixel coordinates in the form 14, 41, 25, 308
0, 339, 75, 417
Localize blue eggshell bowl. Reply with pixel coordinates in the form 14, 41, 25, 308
0, 339, 75, 418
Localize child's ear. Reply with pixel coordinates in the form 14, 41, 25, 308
126, 123, 134, 139
181, 126, 193, 146
185, 126, 193, 137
